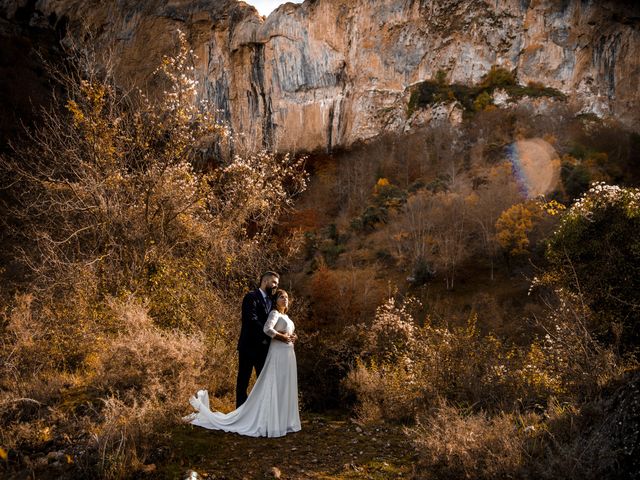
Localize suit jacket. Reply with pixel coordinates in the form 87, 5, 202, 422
237, 289, 272, 354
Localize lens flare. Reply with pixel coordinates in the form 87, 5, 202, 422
507, 138, 560, 198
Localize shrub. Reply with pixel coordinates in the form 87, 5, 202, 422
409, 401, 528, 480
86, 298, 220, 477
343, 359, 421, 424
473, 91, 493, 112
295, 321, 365, 412
495, 201, 544, 257
560, 155, 591, 200
0, 30, 306, 478
410, 258, 436, 285
532, 291, 624, 399
0, 295, 227, 478
344, 285, 626, 426
1, 31, 307, 316
517, 81, 566, 100
407, 65, 565, 117
541, 183, 640, 351
351, 178, 407, 232
408, 80, 448, 116
344, 297, 519, 418
342, 297, 424, 422
480, 66, 517, 90
408, 373, 640, 480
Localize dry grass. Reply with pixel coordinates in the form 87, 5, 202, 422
0, 32, 306, 478
0, 295, 234, 478
341, 289, 637, 479
409, 401, 529, 479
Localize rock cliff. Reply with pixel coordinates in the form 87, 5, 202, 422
2, 0, 639, 152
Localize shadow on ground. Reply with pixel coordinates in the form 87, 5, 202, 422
153, 412, 415, 479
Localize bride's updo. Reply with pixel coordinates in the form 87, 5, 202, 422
274, 289, 290, 314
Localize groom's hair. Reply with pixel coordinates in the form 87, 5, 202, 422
260, 271, 280, 283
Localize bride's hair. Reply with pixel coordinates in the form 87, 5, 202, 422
274, 289, 290, 314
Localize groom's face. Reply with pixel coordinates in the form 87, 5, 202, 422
263, 276, 279, 296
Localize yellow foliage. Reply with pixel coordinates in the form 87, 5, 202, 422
495, 201, 542, 256
66, 99, 84, 125
540, 199, 566, 216
374, 177, 391, 195
520, 342, 565, 395
39, 426, 52, 442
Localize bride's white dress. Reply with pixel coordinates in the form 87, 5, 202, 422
185, 310, 301, 438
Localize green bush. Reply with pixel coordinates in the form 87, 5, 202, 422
474, 91, 493, 111
351, 179, 407, 232
407, 65, 565, 115
410, 258, 436, 285
561, 159, 591, 200
479, 66, 517, 89
542, 183, 640, 350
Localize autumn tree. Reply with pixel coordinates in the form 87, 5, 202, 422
495, 201, 543, 258
468, 163, 522, 279
1, 31, 307, 328
388, 178, 474, 289
389, 190, 437, 268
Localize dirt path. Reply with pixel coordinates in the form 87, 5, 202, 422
153, 412, 415, 479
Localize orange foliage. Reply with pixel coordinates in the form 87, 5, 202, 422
308, 265, 386, 327
283, 207, 323, 232
495, 202, 542, 256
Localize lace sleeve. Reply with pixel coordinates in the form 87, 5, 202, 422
263, 310, 279, 338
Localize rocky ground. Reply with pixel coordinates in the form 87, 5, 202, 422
152, 412, 415, 479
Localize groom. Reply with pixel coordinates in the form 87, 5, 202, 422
236, 271, 280, 407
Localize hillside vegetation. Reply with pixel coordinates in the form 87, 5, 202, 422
1, 36, 639, 479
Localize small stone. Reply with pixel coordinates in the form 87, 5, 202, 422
355, 426, 362, 433
270, 466, 282, 478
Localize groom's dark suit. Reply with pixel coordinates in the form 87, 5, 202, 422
236, 288, 273, 407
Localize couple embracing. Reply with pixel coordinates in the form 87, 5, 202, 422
185, 271, 301, 438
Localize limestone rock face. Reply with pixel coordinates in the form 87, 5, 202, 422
2, 0, 640, 152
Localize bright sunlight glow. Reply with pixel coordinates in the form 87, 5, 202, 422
241, 0, 304, 17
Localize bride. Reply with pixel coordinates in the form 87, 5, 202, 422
185, 289, 301, 437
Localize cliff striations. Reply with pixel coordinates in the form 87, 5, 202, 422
2, 0, 639, 152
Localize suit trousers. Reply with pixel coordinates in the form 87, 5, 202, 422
236, 348, 268, 408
